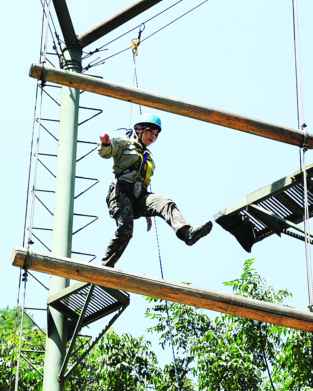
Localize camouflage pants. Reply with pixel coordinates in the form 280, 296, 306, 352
102, 179, 190, 267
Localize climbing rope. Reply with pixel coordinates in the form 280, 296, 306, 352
128, 23, 181, 388
27, 0, 52, 248
8, 271, 22, 391
14, 265, 30, 391
301, 145, 313, 310
128, 24, 145, 131
13, 2, 52, 389
149, 185, 182, 391
292, 0, 313, 310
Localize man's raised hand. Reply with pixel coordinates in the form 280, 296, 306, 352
100, 134, 110, 145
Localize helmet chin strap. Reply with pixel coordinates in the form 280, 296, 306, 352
135, 126, 147, 147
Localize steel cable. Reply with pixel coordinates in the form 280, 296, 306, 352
292, 0, 313, 309
82, 0, 183, 59
88, 0, 209, 66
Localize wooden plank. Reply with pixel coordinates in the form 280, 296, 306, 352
11, 247, 313, 332
28, 63, 313, 149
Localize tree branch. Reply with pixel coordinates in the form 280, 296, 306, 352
259, 323, 276, 391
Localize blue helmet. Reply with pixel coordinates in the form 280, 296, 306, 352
134, 113, 162, 132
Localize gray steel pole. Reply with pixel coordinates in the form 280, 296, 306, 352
42, 46, 82, 391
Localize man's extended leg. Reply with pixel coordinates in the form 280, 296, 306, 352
137, 193, 212, 245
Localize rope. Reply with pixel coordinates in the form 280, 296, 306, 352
129, 22, 181, 386
15, 2, 51, 388
128, 26, 143, 130
292, 0, 313, 310
28, 0, 52, 247
39, 0, 62, 58
14, 268, 29, 391
8, 270, 22, 391
150, 186, 182, 391
300, 146, 313, 309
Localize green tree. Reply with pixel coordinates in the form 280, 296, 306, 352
0, 306, 44, 391
0, 306, 34, 336
146, 259, 313, 390
3, 261, 313, 390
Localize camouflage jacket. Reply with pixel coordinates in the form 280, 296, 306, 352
97, 137, 155, 185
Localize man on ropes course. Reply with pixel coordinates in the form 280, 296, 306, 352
98, 113, 212, 268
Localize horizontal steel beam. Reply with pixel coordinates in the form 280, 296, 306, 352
78, 0, 162, 48
29, 63, 313, 149
12, 247, 313, 331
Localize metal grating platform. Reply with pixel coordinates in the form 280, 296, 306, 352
214, 163, 313, 252
48, 282, 130, 328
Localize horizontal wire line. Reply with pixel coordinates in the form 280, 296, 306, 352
91, 0, 209, 64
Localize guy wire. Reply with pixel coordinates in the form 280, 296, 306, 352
83, 0, 183, 59
90, 0, 209, 65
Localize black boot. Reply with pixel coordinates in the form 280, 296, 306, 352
185, 221, 212, 246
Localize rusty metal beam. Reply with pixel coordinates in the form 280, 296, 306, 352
12, 247, 313, 332
77, 0, 162, 48
29, 63, 313, 148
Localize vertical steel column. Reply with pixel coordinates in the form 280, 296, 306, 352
43, 46, 82, 391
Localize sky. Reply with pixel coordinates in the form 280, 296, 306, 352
1, 0, 313, 367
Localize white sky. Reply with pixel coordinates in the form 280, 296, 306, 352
2, 0, 313, 366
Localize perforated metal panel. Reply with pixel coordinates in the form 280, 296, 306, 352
214, 164, 313, 252
48, 282, 129, 327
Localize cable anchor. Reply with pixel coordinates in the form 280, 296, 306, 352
130, 23, 145, 56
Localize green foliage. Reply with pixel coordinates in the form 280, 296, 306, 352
2, 261, 313, 390
146, 259, 313, 390
0, 306, 34, 338
82, 331, 161, 391
0, 306, 43, 391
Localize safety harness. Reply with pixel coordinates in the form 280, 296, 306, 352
115, 142, 153, 186
133, 149, 153, 186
